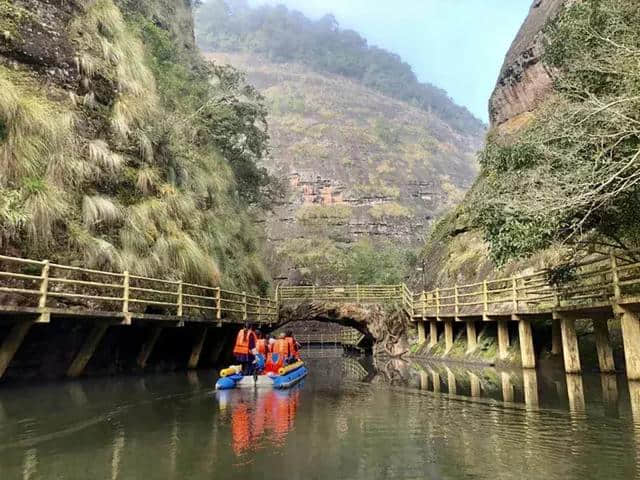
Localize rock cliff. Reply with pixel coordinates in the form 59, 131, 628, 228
489, 0, 567, 130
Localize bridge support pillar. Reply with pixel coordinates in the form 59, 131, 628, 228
497, 320, 509, 360
444, 320, 454, 354
210, 330, 231, 365
429, 321, 438, 348
501, 372, 514, 403
551, 319, 562, 355
465, 320, 477, 353
593, 319, 615, 373
417, 321, 426, 344
566, 373, 586, 413
446, 367, 456, 395
617, 306, 640, 380
137, 326, 162, 369
516, 316, 536, 369
558, 314, 581, 374
469, 372, 481, 397
67, 324, 109, 378
0, 320, 33, 379
188, 328, 208, 369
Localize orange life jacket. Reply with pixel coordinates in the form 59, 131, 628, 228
233, 329, 256, 356
273, 338, 290, 358
257, 338, 268, 355
285, 337, 300, 359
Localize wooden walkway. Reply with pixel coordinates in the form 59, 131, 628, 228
2, 251, 640, 380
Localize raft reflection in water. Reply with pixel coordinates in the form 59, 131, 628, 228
216, 383, 302, 456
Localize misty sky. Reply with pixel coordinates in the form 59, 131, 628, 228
248, 0, 533, 122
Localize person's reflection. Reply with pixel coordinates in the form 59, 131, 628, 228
222, 386, 302, 457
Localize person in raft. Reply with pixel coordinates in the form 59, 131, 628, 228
264, 333, 291, 374
256, 330, 270, 356
285, 330, 301, 360
233, 323, 257, 375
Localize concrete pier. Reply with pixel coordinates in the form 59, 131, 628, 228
0, 320, 33, 379
444, 320, 454, 354
417, 321, 426, 344
497, 320, 509, 360
188, 328, 208, 369
618, 306, 640, 380
566, 374, 586, 413
429, 321, 438, 348
558, 314, 581, 374
465, 320, 477, 353
137, 327, 163, 369
593, 319, 615, 373
67, 324, 109, 378
516, 316, 536, 369
501, 372, 514, 403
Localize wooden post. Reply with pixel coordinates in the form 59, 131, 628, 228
431, 369, 441, 393
177, 281, 183, 317
516, 316, 536, 369
429, 321, 438, 348
67, 324, 109, 377
0, 321, 33, 379
593, 319, 615, 373
454, 285, 459, 317
482, 281, 488, 313
511, 276, 518, 312
435, 288, 440, 318
242, 292, 247, 322
215, 287, 222, 325
465, 320, 477, 353
558, 314, 582, 374
38, 260, 50, 323
122, 271, 131, 325
188, 328, 208, 369
497, 319, 509, 360
610, 253, 621, 299
137, 326, 162, 369
421, 292, 426, 320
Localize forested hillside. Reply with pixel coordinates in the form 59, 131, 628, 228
195, 0, 485, 137
196, 2, 484, 284
0, 0, 273, 293
420, 0, 640, 288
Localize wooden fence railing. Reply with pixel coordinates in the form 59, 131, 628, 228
0, 255, 277, 324
411, 253, 640, 319
2, 251, 640, 326
295, 330, 365, 347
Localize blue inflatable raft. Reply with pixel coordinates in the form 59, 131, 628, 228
215, 362, 308, 390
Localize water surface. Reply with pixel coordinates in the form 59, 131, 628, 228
1, 352, 639, 479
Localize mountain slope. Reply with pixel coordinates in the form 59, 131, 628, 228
204, 52, 481, 283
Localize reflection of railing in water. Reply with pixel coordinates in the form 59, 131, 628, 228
295, 330, 365, 349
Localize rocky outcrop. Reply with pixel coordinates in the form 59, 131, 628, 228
489, 0, 567, 130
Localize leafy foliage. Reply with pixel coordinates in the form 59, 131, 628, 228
0, 0, 274, 293
474, 0, 640, 264
195, 0, 485, 136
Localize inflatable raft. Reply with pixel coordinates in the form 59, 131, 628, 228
215, 361, 308, 390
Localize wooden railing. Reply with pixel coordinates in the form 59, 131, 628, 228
277, 284, 405, 304
295, 330, 365, 347
2, 251, 640, 326
0, 255, 277, 324
412, 253, 640, 319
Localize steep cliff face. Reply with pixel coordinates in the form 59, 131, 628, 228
205, 53, 482, 283
489, 0, 567, 131
0, 0, 271, 292
419, 0, 572, 289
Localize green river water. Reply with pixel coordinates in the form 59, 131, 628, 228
0, 351, 638, 479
